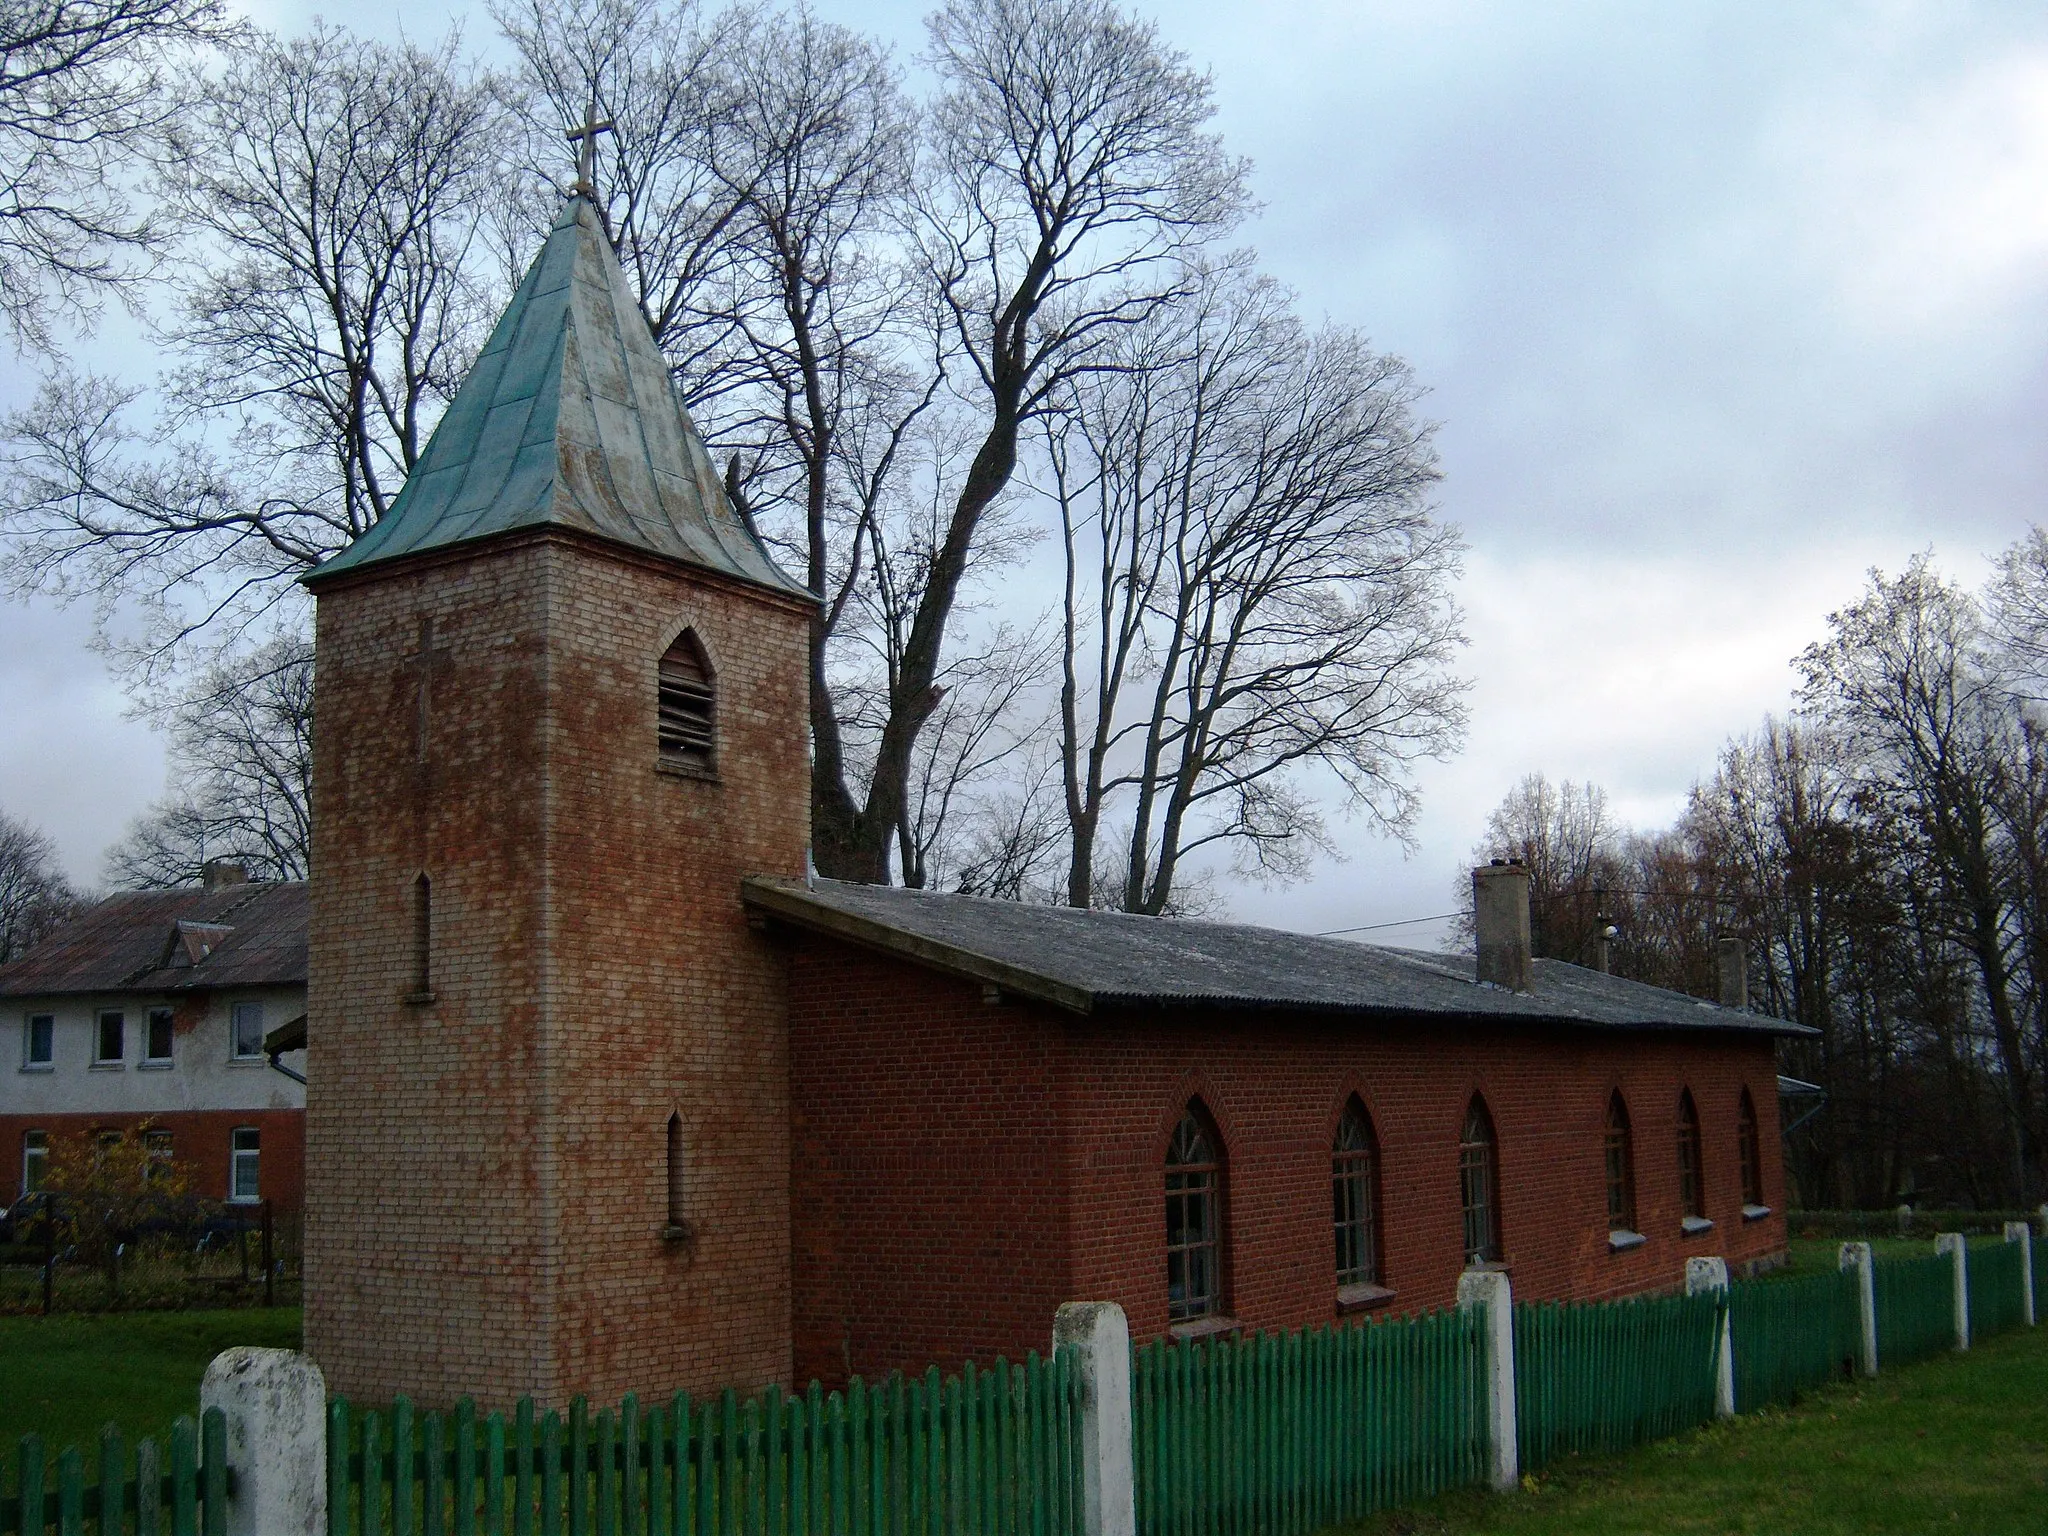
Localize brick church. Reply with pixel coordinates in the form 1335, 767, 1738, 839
301, 193, 1799, 1412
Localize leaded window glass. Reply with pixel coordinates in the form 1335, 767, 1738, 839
1677, 1090, 1705, 1219
1459, 1097, 1501, 1266
1738, 1089, 1763, 1207
1333, 1100, 1381, 1287
1166, 1105, 1222, 1322
1605, 1091, 1636, 1232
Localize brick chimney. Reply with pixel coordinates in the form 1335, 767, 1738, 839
1473, 860, 1532, 992
1716, 936, 1748, 1010
202, 860, 248, 892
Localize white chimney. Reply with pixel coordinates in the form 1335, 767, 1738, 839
1716, 937, 1748, 1010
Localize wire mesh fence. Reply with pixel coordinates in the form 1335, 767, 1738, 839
0, 1195, 299, 1315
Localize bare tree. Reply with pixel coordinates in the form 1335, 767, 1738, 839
1048, 265, 1463, 913
0, 808, 79, 961
104, 633, 313, 886
0, 0, 231, 348
819, 0, 1252, 883
1, 25, 505, 668
1465, 772, 1630, 963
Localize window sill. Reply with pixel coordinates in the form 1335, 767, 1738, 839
403, 990, 437, 1008
1336, 1283, 1397, 1314
227, 1056, 266, 1066
226, 1196, 261, 1206
1681, 1216, 1716, 1236
1168, 1315, 1241, 1341
1741, 1203, 1772, 1222
89, 1060, 124, 1071
654, 757, 720, 784
139, 1060, 174, 1071
1607, 1229, 1648, 1253
17, 1063, 53, 1073
1463, 1259, 1512, 1276
660, 1221, 695, 1245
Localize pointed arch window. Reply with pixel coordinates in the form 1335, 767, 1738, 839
1605, 1092, 1637, 1235
1677, 1089, 1706, 1221
1459, 1096, 1502, 1267
1333, 1099, 1383, 1289
663, 1111, 692, 1241
1166, 1103, 1224, 1322
657, 629, 716, 771
409, 873, 433, 1001
1737, 1089, 1764, 1210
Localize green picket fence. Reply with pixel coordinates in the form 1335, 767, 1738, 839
1874, 1253, 1955, 1367
1965, 1241, 2028, 1340
1513, 1291, 1722, 1472
324, 1355, 1083, 1536
2, 1411, 227, 1536
1727, 1269, 1860, 1412
1130, 1311, 1487, 1536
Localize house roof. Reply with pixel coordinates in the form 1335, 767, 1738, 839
305, 196, 806, 599
0, 883, 307, 997
742, 877, 1813, 1037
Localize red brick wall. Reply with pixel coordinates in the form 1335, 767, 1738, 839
306, 529, 809, 1410
0, 1109, 304, 1212
786, 944, 1070, 1387
785, 935, 1787, 1383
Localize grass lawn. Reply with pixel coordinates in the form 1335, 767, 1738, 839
0, 1309, 301, 1457
1334, 1320, 2048, 1534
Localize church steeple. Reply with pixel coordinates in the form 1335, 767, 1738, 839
309, 196, 802, 597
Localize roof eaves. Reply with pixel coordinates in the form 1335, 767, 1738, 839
1086, 988, 1814, 1036
740, 876, 1097, 1016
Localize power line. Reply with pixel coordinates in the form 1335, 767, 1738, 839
1315, 910, 1463, 938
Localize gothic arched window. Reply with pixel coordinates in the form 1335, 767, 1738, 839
1333, 1099, 1383, 1288
1605, 1091, 1637, 1233
1677, 1089, 1706, 1220
1737, 1088, 1763, 1209
1166, 1102, 1224, 1322
1459, 1096, 1502, 1266
657, 629, 716, 771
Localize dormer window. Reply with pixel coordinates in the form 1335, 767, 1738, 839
657, 629, 716, 773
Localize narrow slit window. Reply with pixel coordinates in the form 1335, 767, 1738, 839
1333, 1099, 1382, 1288
1677, 1089, 1705, 1219
1605, 1091, 1636, 1233
1737, 1089, 1763, 1208
666, 1112, 686, 1230
1459, 1096, 1502, 1267
411, 874, 432, 997
1166, 1102, 1224, 1322
657, 630, 716, 770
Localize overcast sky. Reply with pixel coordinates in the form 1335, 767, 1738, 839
6, 0, 2047, 945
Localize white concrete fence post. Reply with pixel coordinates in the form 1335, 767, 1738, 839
1837, 1242, 1879, 1375
1053, 1302, 1137, 1536
1684, 1257, 1736, 1418
1455, 1268, 1519, 1492
2004, 1221, 2036, 1327
1934, 1232, 1970, 1351
2037, 1203, 2048, 1240
199, 1347, 327, 1536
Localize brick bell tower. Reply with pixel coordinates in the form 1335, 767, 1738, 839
302, 194, 812, 1409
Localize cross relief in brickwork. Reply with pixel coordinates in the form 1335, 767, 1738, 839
402, 615, 454, 773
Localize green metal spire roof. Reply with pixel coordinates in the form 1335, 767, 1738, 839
307, 197, 806, 596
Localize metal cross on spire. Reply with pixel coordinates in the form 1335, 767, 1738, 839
566, 103, 615, 197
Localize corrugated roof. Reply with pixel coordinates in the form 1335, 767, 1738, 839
305, 196, 806, 597
743, 877, 1812, 1037
0, 884, 307, 996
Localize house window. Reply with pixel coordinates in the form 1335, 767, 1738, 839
231, 1002, 264, 1059
1677, 1089, 1705, 1220
21, 1131, 47, 1195
1332, 1099, 1382, 1288
229, 1128, 260, 1202
1459, 1096, 1502, 1267
657, 629, 716, 770
1737, 1089, 1763, 1208
94, 1010, 124, 1065
1605, 1091, 1637, 1232
22, 1014, 53, 1068
146, 1008, 175, 1064
144, 1129, 173, 1181
1165, 1102, 1224, 1322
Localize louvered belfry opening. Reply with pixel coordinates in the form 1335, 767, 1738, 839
658, 629, 716, 769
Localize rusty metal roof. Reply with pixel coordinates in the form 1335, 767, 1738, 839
743, 877, 1813, 1037
305, 196, 806, 597
0, 883, 307, 997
